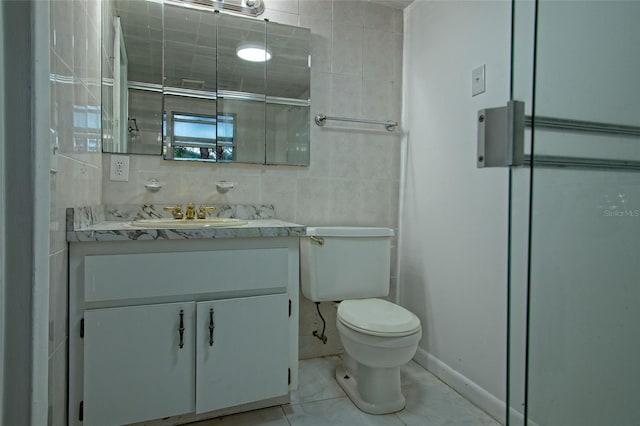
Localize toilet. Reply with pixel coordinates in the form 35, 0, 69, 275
300, 227, 422, 415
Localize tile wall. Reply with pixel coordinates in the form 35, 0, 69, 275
47, 1, 403, 422
49, 0, 104, 424
102, 0, 404, 359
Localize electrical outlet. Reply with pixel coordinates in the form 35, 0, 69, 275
109, 155, 130, 182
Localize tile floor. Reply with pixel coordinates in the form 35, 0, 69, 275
189, 356, 501, 426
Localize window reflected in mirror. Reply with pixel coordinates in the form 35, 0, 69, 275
163, 112, 236, 162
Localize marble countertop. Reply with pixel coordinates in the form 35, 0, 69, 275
67, 205, 306, 242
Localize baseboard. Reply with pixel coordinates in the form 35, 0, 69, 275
413, 347, 506, 425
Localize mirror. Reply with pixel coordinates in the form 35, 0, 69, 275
265, 21, 311, 165
102, 0, 311, 166
161, 2, 219, 161
102, 0, 164, 154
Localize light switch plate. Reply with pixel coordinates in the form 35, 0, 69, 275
472, 65, 486, 96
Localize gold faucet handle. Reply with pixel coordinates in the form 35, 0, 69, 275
163, 206, 184, 219
197, 205, 217, 219
185, 203, 197, 220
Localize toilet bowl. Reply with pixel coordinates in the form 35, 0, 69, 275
335, 298, 421, 414
299, 227, 422, 415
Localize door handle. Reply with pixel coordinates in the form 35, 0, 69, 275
209, 308, 215, 346
178, 309, 185, 349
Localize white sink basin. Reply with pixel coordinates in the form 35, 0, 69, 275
130, 218, 248, 228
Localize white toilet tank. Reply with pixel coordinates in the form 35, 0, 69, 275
300, 227, 394, 302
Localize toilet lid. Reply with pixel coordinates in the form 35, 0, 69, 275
337, 298, 421, 337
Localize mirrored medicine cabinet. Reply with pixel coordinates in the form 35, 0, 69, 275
101, 0, 311, 166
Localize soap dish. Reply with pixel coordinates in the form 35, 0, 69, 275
144, 178, 163, 193
216, 181, 236, 194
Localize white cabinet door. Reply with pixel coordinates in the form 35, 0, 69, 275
195, 294, 289, 413
84, 302, 196, 426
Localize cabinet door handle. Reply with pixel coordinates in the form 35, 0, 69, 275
208, 308, 215, 346
178, 309, 185, 349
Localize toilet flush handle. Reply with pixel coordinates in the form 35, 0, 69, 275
310, 236, 324, 246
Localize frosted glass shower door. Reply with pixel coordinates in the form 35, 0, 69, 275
508, 1, 640, 425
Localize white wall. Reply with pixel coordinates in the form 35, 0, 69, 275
2, 1, 51, 423
2, 2, 36, 423
399, 1, 511, 422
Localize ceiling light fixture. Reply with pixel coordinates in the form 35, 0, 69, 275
236, 43, 272, 62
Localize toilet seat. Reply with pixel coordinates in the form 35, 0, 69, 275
338, 298, 421, 337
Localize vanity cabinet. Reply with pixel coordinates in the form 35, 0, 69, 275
69, 237, 299, 426
83, 302, 196, 425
